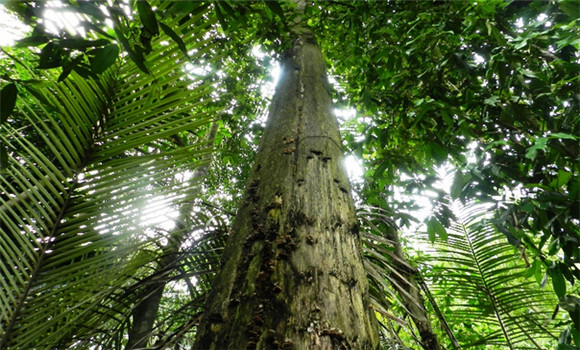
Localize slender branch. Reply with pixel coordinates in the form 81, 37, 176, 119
200, 200, 236, 216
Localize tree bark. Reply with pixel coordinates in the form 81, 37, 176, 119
127, 284, 165, 349
193, 34, 380, 349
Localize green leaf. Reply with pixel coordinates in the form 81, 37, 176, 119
22, 84, 55, 110
427, 217, 447, 241
58, 60, 76, 82
550, 170, 573, 189
569, 176, 580, 198
144, 79, 160, 107
137, 0, 159, 36
15, 35, 49, 47
525, 137, 548, 160
373, 161, 388, 180
0, 5, 221, 346
91, 44, 119, 74
484, 95, 500, 106
113, 26, 150, 74
77, 1, 106, 21
485, 19, 492, 36
429, 142, 447, 162
168, 2, 199, 15
573, 328, 580, 350
214, 3, 228, 31
37, 42, 62, 69
56, 38, 109, 49
520, 201, 535, 213
548, 132, 577, 140
159, 22, 190, 60
1, 83, 18, 123
550, 267, 567, 299
218, 2, 237, 20
266, 1, 286, 22
559, 0, 580, 19
427, 225, 436, 243
422, 201, 559, 348
73, 64, 94, 78
524, 259, 540, 278
548, 237, 561, 255
521, 69, 537, 78
434, 219, 447, 241
450, 170, 464, 199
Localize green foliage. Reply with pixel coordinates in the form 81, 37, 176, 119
3, 1, 217, 77
0, 3, 225, 348
314, 0, 579, 334
359, 206, 436, 349
90, 43, 119, 74
421, 201, 561, 349
0, 0, 577, 348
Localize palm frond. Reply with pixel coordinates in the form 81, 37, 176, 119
0, 6, 222, 348
421, 200, 560, 349
359, 206, 440, 350
82, 205, 229, 350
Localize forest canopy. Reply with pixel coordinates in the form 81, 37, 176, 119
0, 0, 578, 349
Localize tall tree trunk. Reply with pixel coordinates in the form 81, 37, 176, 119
193, 33, 380, 349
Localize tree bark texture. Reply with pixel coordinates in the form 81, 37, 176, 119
194, 35, 380, 349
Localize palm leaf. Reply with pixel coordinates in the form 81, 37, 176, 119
421, 200, 559, 349
83, 206, 229, 349
0, 5, 222, 348
359, 206, 438, 349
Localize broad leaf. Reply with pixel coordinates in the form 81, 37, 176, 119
137, 0, 159, 36
90, 44, 119, 74
0, 83, 17, 123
